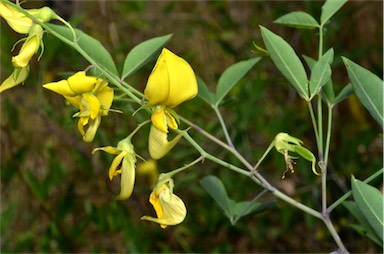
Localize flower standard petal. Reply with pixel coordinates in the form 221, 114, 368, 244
43, 80, 76, 97
82, 93, 101, 119
161, 48, 198, 107
144, 52, 170, 105
67, 71, 98, 94
96, 84, 114, 115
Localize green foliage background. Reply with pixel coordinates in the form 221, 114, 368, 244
1, 0, 382, 252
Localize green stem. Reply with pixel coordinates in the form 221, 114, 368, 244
327, 168, 384, 213
252, 140, 275, 171
213, 105, 234, 147
165, 156, 205, 179
321, 106, 333, 211
322, 215, 348, 253
307, 101, 320, 151
182, 132, 251, 178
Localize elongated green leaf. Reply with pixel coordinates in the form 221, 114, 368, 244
46, 24, 118, 77
309, 48, 334, 99
321, 0, 348, 25
234, 200, 275, 218
200, 175, 232, 218
121, 34, 172, 79
351, 176, 383, 241
260, 26, 309, 100
215, 58, 260, 105
275, 11, 319, 29
197, 76, 215, 105
333, 83, 353, 105
342, 57, 383, 127
303, 54, 335, 104
344, 201, 383, 246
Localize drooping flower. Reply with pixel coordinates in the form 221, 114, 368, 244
144, 48, 198, 159
92, 137, 137, 200
0, 66, 29, 93
0, 1, 54, 93
141, 177, 187, 229
43, 71, 114, 142
274, 132, 321, 178
12, 24, 43, 68
0, 2, 54, 34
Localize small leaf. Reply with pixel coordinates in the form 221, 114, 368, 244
234, 200, 275, 218
260, 26, 309, 100
121, 34, 172, 79
320, 0, 348, 25
46, 24, 118, 77
200, 175, 232, 218
215, 58, 260, 105
197, 76, 215, 105
274, 11, 319, 29
309, 48, 334, 99
351, 176, 383, 241
342, 57, 383, 127
333, 83, 353, 105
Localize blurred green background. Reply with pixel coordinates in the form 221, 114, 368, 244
1, 0, 382, 252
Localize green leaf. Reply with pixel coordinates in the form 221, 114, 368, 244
200, 175, 232, 218
215, 58, 260, 105
233, 200, 275, 218
342, 57, 383, 127
344, 201, 383, 246
274, 11, 319, 29
309, 48, 334, 99
121, 34, 172, 79
197, 76, 215, 105
320, 0, 348, 25
46, 24, 118, 77
333, 83, 353, 105
351, 176, 384, 241
260, 26, 309, 100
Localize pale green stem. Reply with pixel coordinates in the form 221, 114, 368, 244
252, 141, 275, 171
127, 119, 151, 140
213, 105, 234, 147
164, 156, 204, 179
323, 215, 348, 254
182, 132, 252, 178
322, 105, 333, 211
327, 168, 384, 213
307, 101, 320, 151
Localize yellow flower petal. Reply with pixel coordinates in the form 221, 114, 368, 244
83, 116, 101, 142
0, 66, 29, 93
162, 49, 198, 107
82, 93, 101, 119
92, 146, 122, 155
151, 109, 168, 133
165, 110, 178, 130
148, 125, 184, 159
144, 53, 170, 105
108, 151, 126, 180
12, 26, 43, 68
116, 153, 136, 200
67, 71, 97, 94
0, 2, 33, 34
144, 48, 198, 108
43, 80, 76, 97
141, 183, 186, 228
96, 84, 114, 115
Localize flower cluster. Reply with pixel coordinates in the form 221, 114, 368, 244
0, 1, 55, 92
43, 71, 114, 142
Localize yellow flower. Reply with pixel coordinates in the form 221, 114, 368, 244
141, 178, 187, 229
144, 48, 197, 159
92, 138, 137, 200
43, 71, 114, 142
12, 24, 43, 68
0, 66, 29, 93
0, 1, 54, 34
